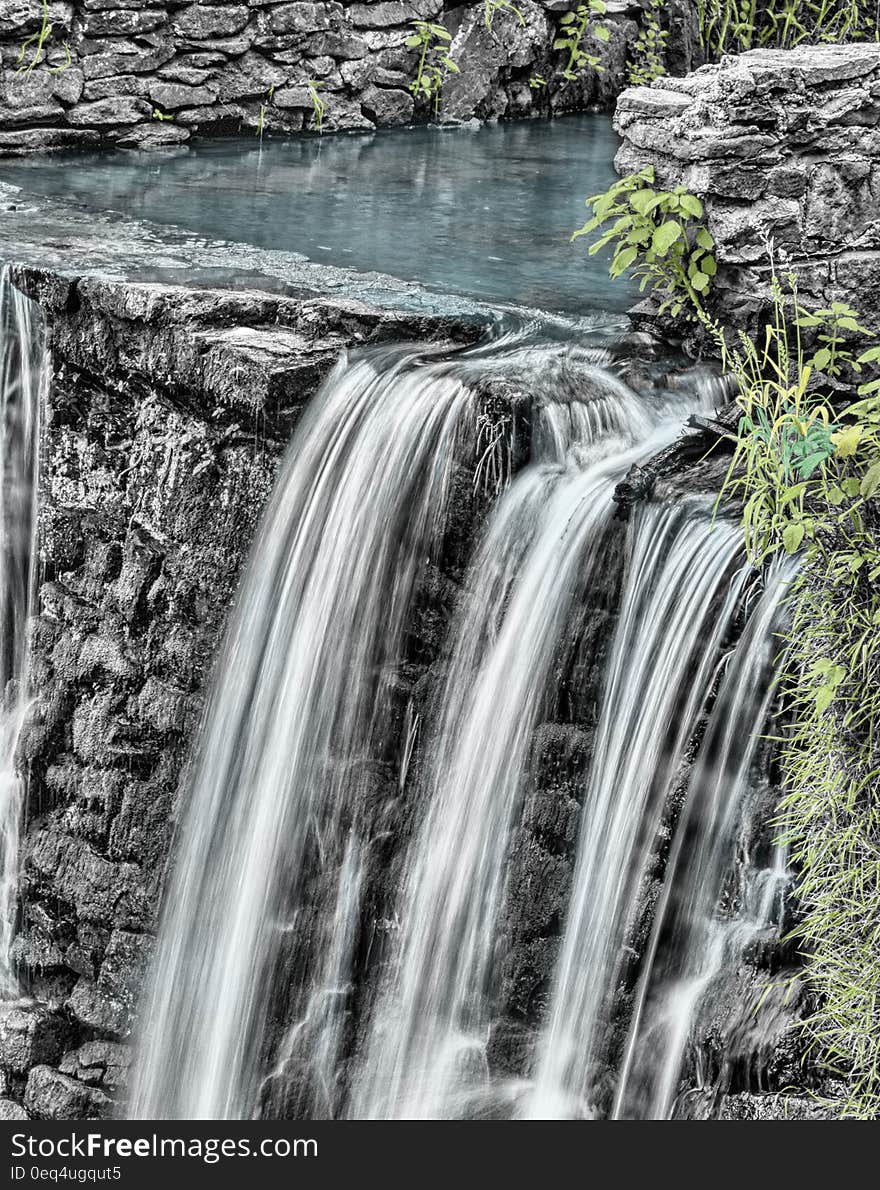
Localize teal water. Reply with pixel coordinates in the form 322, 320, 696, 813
1, 115, 634, 317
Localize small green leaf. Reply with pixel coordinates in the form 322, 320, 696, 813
815, 685, 836, 716
612, 244, 639, 274
651, 219, 682, 256
678, 194, 704, 218
861, 459, 880, 500
783, 522, 805, 554
629, 189, 659, 215
831, 424, 862, 458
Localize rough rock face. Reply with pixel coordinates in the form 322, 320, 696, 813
0, 0, 657, 150
0, 266, 480, 1118
613, 44, 880, 337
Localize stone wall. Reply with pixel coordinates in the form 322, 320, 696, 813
613, 43, 880, 339
0, 268, 477, 1120
0, 0, 659, 151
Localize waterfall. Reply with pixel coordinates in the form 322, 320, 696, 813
0, 267, 44, 997
128, 345, 474, 1120
130, 317, 792, 1121
351, 369, 717, 1120
612, 564, 794, 1119
527, 503, 748, 1119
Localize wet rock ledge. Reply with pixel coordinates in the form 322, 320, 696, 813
614, 43, 880, 335
0, 262, 481, 1120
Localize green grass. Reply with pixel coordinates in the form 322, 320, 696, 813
697, 0, 878, 56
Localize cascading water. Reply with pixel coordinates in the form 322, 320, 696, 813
0, 267, 44, 997
131, 319, 795, 1123
351, 363, 722, 1121
128, 344, 475, 1119
612, 564, 794, 1120
527, 502, 748, 1119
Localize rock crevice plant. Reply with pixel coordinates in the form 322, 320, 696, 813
484, 0, 526, 31
554, 2, 611, 81
16, 0, 70, 77
627, 0, 669, 85
406, 20, 460, 115
572, 165, 717, 318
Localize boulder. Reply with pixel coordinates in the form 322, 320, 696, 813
0, 1002, 72, 1075
24, 1066, 110, 1120
360, 84, 414, 127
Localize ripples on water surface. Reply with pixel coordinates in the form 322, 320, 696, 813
1, 115, 634, 318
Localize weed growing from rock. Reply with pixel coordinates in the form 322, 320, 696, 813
15, 0, 69, 77
572, 165, 716, 317
484, 1, 526, 31
307, 80, 326, 134
627, 0, 669, 85
697, 0, 876, 55
406, 21, 460, 115
554, 2, 611, 81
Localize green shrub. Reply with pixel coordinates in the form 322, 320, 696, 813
572, 166, 717, 318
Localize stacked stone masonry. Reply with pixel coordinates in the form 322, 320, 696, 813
0, 0, 671, 151
614, 43, 880, 333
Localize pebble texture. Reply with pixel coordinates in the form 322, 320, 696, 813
0, 0, 655, 150
613, 44, 880, 335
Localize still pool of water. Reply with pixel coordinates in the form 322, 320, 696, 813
1, 115, 635, 317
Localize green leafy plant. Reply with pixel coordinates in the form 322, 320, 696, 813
572, 166, 716, 318
406, 21, 460, 115
627, 0, 669, 85
485, 0, 525, 30
307, 79, 326, 134
717, 305, 880, 1116
554, 2, 611, 81
529, 74, 548, 89
15, 0, 70, 77
796, 301, 875, 380
152, 108, 176, 123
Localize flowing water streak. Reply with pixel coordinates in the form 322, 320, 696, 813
528, 503, 748, 1119
352, 373, 709, 1121
129, 348, 473, 1119
267, 831, 364, 1118
0, 267, 45, 996
612, 564, 794, 1120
